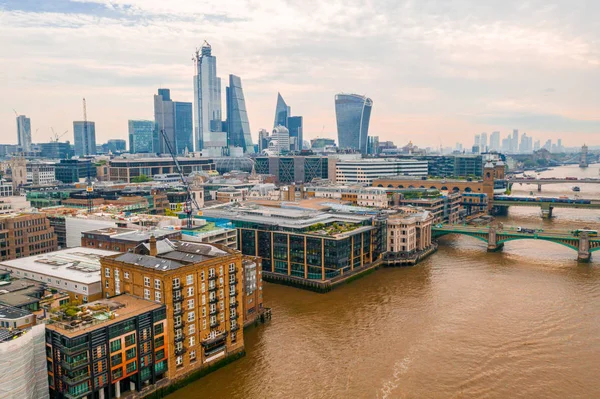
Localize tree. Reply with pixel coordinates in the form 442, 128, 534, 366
132, 174, 151, 183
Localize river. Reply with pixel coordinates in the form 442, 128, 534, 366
169, 164, 600, 399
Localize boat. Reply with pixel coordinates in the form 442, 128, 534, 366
572, 186, 581, 192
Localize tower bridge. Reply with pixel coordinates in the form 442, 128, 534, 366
432, 225, 600, 262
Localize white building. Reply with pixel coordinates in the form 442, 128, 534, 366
269, 125, 290, 154
26, 162, 56, 185
0, 247, 119, 303
0, 179, 13, 197
357, 187, 388, 208
335, 158, 428, 184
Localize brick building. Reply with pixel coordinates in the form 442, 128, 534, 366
0, 212, 57, 261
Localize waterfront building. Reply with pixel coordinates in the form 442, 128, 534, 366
462, 192, 488, 216
0, 324, 49, 399
108, 157, 215, 183
101, 239, 247, 381
16, 114, 32, 153
335, 93, 373, 154
254, 156, 334, 184
226, 75, 255, 153
0, 247, 119, 303
387, 210, 433, 253
39, 141, 74, 159
81, 227, 182, 253
0, 212, 56, 261
287, 116, 303, 152
73, 121, 97, 156
154, 89, 193, 155
335, 158, 428, 184
273, 93, 291, 128
193, 42, 223, 152
55, 158, 97, 184
201, 203, 387, 286
394, 191, 461, 224
45, 294, 166, 399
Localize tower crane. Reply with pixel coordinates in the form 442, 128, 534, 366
83, 98, 94, 213
50, 128, 69, 142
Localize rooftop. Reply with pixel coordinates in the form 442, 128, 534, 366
83, 227, 180, 242
0, 304, 32, 320
45, 294, 162, 337
0, 247, 120, 284
0, 278, 46, 308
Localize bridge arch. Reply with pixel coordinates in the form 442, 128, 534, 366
496, 236, 579, 252
377, 184, 383, 187
419, 185, 425, 189
408, 185, 415, 189
433, 231, 489, 244
452, 187, 460, 192
464, 187, 472, 192
441, 186, 448, 191
430, 186, 437, 189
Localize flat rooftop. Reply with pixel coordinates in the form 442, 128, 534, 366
0, 247, 120, 285
83, 227, 180, 242
45, 294, 162, 337
0, 278, 46, 308
0, 304, 32, 319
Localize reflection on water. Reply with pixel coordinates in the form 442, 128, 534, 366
169, 165, 600, 399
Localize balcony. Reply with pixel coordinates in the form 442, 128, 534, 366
231, 324, 240, 332
210, 320, 219, 328
173, 308, 183, 317
174, 333, 186, 342
208, 284, 217, 292
230, 301, 238, 308
204, 344, 226, 357
62, 372, 90, 385
175, 347, 187, 356
64, 387, 92, 399
60, 357, 89, 371
208, 274, 217, 281
60, 342, 89, 356
209, 296, 218, 304
229, 277, 237, 285
201, 331, 227, 347
209, 308, 218, 316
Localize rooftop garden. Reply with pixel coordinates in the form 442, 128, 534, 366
306, 222, 361, 236
402, 190, 443, 200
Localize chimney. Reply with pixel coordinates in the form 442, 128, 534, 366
149, 235, 157, 256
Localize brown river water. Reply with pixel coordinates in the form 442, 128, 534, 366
169, 164, 600, 399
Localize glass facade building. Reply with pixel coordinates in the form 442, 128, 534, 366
153, 89, 193, 155
73, 121, 96, 156
174, 102, 194, 154
16, 115, 32, 152
128, 120, 154, 153
273, 92, 290, 128
334, 94, 373, 154
193, 42, 222, 152
286, 116, 303, 152
226, 75, 255, 153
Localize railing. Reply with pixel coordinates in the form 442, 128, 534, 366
229, 277, 237, 284
230, 301, 238, 308
64, 388, 92, 399
208, 274, 217, 281
62, 372, 90, 385
173, 308, 183, 317
209, 296, 218, 304
201, 332, 227, 347
61, 357, 89, 370
175, 347, 186, 356
174, 333, 186, 342
209, 308, 218, 316
208, 284, 217, 291
60, 342, 89, 356
210, 320, 219, 328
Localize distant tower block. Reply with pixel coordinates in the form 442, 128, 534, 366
580, 144, 589, 168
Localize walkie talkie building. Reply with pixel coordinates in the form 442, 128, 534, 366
334, 93, 373, 155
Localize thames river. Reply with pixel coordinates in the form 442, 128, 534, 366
169, 164, 600, 399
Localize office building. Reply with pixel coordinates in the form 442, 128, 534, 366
193, 42, 223, 152
480, 133, 488, 152
273, 92, 291, 128
490, 131, 500, 151
0, 212, 56, 261
101, 239, 247, 381
55, 158, 97, 184
335, 93, 373, 154
387, 210, 433, 253
367, 136, 379, 155
73, 121, 96, 156
0, 324, 49, 399
286, 116, 303, 152
512, 129, 519, 153
81, 227, 182, 253
305, 185, 389, 208
45, 295, 166, 399
16, 115, 32, 153
268, 126, 290, 154
108, 157, 214, 183
154, 89, 193, 155
310, 138, 336, 150
395, 191, 461, 224
128, 120, 154, 153
102, 139, 127, 154
0, 247, 119, 303
27, 161, 56, 185
226, 75, 255, 153
258, 129, 270, 153
255, 156, 334, 184
335, 159, 428, 184
39, 141, 74, 159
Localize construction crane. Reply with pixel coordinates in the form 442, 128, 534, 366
159, 129, 200, 229
12, 109, 18, 117
83, 98, 94, 213
50, 128, 68, 143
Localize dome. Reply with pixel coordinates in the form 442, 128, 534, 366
214, 157, 255, 174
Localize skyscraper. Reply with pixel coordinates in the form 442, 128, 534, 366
490, 131, 500, 151
480, 132, 488, 152
73, 121, 96, 156
274, 93, 291, 128
226, 74, 255, 153
335, 93, 373, 154
128, 120, 154, 153
512, 129, 519, 153
193, 42, 222, 152
154, 89, 193, 155
16, 115, 32, 152
286, 116, 303, 152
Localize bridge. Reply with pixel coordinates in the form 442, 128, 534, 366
492, 197, 600, 218
508, 177, 600, 192
432, 225, 600, 262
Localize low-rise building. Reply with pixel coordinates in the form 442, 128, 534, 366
0, 247, 120, 303
335, 158, 428, 184
101, 239, 246, 382
387, 210, 433, 253
45, 294, 166, 399
394, 191, 461, 224
305, 185, 389, 208
81, 227, 182, 252
0, 212, 57, 261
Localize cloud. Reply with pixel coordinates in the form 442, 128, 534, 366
0, 0, 598, 147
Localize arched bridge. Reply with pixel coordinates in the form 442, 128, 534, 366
432, 225, 600, 262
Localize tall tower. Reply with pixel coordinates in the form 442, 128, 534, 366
16, 115, 32, 153
226, 75, 255, 153
580, 144, 589, 168
273, 93, 291, 128
193, 41, 222, 152
334, 93, 373, 155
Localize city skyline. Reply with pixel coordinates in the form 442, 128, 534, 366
1, 0, 599, 149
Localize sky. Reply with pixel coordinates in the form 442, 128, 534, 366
0, 0, 599, 149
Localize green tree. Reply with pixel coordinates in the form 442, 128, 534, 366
132, 174, 151, 183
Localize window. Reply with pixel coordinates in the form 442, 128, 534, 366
210, 315, 217, 326
111, 353, 122, 366
230, 309, 236, 318
125, 333, 136, 347
126, 361, 137, 374
202, 295, 206, 306
188, 324, 195, 335
126, 347, 136, 360
187, 299, 194, 310
219, 277, 224, 285
144, 289, 150, 300
154, 279, 161, 290
112, 368, 123, 380
201, 283, 206, 293
110, 340, 121, 353
189, 350, 196, 360
173, 278, 180, 289
144, 277, 150, 287
174, 315, 182, 328
202, 307, 206, 317
105, 268, 110, 277
176, 356, 183, 366
186, 275, 193, 285
229, 263, 235, 273
114, 269, 119, 280
105, 280, 109, 289
202, 319, 207, 329
187, 287, 194, 297
124, 272, 129, 279
156, 349, 165, 361
155, 291, 161, 302
154, 336, 164, 348
189, 336, 195, 347
187, 311, 195, 322
154, 323, 164, 336
200, 271, 205, 281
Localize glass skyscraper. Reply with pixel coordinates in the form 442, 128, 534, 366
128, 120, 154, 153
286, 116, 303, 152
193, 42, 222, 152
226, 74, 255, 153
73, 121, 96, 156
334, 94, 373, 154
174, 102, 193, 154
16, 115, 32, 152
273, 92, 290, 128
154, 89, 193, 155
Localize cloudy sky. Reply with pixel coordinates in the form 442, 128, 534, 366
1, 0, 598, 149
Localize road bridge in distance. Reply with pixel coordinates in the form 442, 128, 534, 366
432, 225, 600, 262
508, 177, 600, 192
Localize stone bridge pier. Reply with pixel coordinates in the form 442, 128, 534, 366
487, 227, 504, 252
540, 203, 553, 219
578, 233, 591, 262
538, 184, 542, 192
